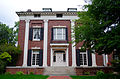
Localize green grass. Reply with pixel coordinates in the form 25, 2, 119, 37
71, 75, 96, 79
0, 75, 49, 79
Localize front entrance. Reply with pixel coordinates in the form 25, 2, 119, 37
53, 51, 67, 66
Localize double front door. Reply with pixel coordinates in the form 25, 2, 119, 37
53, 51, 67, 66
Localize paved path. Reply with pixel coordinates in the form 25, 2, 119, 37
47, 76, 72, 79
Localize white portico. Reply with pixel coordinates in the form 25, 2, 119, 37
50, 43, 69, 66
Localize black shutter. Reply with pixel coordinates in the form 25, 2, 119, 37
66, 28, 68, 41
29, 28, 33, 41
27, 49, 32, 66
76, 49, 80, 66
51, 28, 53, 41
40, 28, 44, 40
87, 49, 92, 66
39, 49, 43, 66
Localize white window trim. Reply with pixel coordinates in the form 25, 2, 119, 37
32, 28, 41, 41
53, 28, 66, 40
31, 50, 39, 67
80, 51, 88, 67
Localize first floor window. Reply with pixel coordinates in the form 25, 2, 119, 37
32, 50, 39, 66
53, 28, 66, 40
33, 28, 41, 40
80, 52, 88, 66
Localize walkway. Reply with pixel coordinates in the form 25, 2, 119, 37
47, 76, 72, 79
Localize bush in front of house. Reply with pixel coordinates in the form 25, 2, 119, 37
16, 71, 24, 75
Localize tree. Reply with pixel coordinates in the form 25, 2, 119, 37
0, 23, 21, 74
74, 0, 120, 54
74, 0, 120, 73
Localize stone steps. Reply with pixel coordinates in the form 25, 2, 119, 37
43, 67, 76, 75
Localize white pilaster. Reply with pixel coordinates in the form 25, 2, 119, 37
92, 53, 97, 66
50, 48, 53, 66
66, 47, 69, 66
22, 19, 30, 67
71, 20, 76, 67
103, 54, 108, 66
43, 19, 48, 67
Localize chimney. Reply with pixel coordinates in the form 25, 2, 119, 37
42, 8, 52, 12
67, 8, 77, 12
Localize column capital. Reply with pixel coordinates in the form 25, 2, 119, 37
25, 19, 30, 23
44, 19, 48, 22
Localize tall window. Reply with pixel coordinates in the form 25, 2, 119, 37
53, 28, 66, 40
32, 50, 39, 66
80, 52, 88, 66
33, 28, 41, 41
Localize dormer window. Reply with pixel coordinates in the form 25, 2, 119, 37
56, 14, 63, 18
43, 8, 52, 12
67, 8, 77, 12
34, 14, 41, 17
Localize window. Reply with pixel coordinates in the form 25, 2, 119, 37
33, 28, 41, 41
32, 50, 39, 66
34, 14, 41, 17
80, 52, 88, 66
56, 14, 63, 18
53, 28, 66, 40
53, 53, 56, 62
63, 53, 66, 62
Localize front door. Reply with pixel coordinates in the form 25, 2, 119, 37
53, 51, 67, 66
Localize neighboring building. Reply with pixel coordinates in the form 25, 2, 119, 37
6, 8, 113, 75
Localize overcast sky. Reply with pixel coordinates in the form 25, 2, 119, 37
0, 0, 86, 27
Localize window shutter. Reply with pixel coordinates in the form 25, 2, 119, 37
87, 49, 92, 66
39, 49, 43, 66
29, 28, 33, 41
27, 49, 32, 66
40, 28, 44, 40
66, 28, 68, 41
51, 28, 53, 41
76, 49, 80, 66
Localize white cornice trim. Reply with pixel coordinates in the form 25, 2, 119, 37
31, 47, 40, 49
32, 26, 42, 28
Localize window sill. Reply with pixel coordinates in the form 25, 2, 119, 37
32, 39, 40, 41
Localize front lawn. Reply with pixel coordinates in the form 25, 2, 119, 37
71, 75, 96, 79
0, 75, 49, 79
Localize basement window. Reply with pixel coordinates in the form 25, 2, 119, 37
56, 14, 63, 18
34, 14, 41, 17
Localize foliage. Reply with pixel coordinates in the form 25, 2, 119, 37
5, 72, 11, 75
29, 72, 34, 75
71, 75, 96, 79
96, 70, 104, 79
0, 52, 12, 62
0, 22, 21, 74
0, 59, 7, 74
0, 75, 49, 79
84, 71, 90, 75
111, 60, 120, 74
16, 71, 24, 75
74, 0, 120, 54
13, 21, 19, 42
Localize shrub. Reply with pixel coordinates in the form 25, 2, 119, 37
0, 59, 6, 74
96, 70, 104, 79
84, 72, 90, 75
5, 72, 11, 75
16, 71, 24, 75
29, 72, 34, 75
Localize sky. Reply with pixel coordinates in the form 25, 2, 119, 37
0, 0, 87, 27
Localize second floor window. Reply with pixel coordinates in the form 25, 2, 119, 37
33, 28, 41, 41
53, 28, 66, 40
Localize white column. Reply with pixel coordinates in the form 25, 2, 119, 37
71, 20, 76, 67
22, 19, 30, 67
66, 47, 69, 66
43, 20, 48, 67
50, 48, 53, 66
103, 54, 108, 66
92, 53, 97, 66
